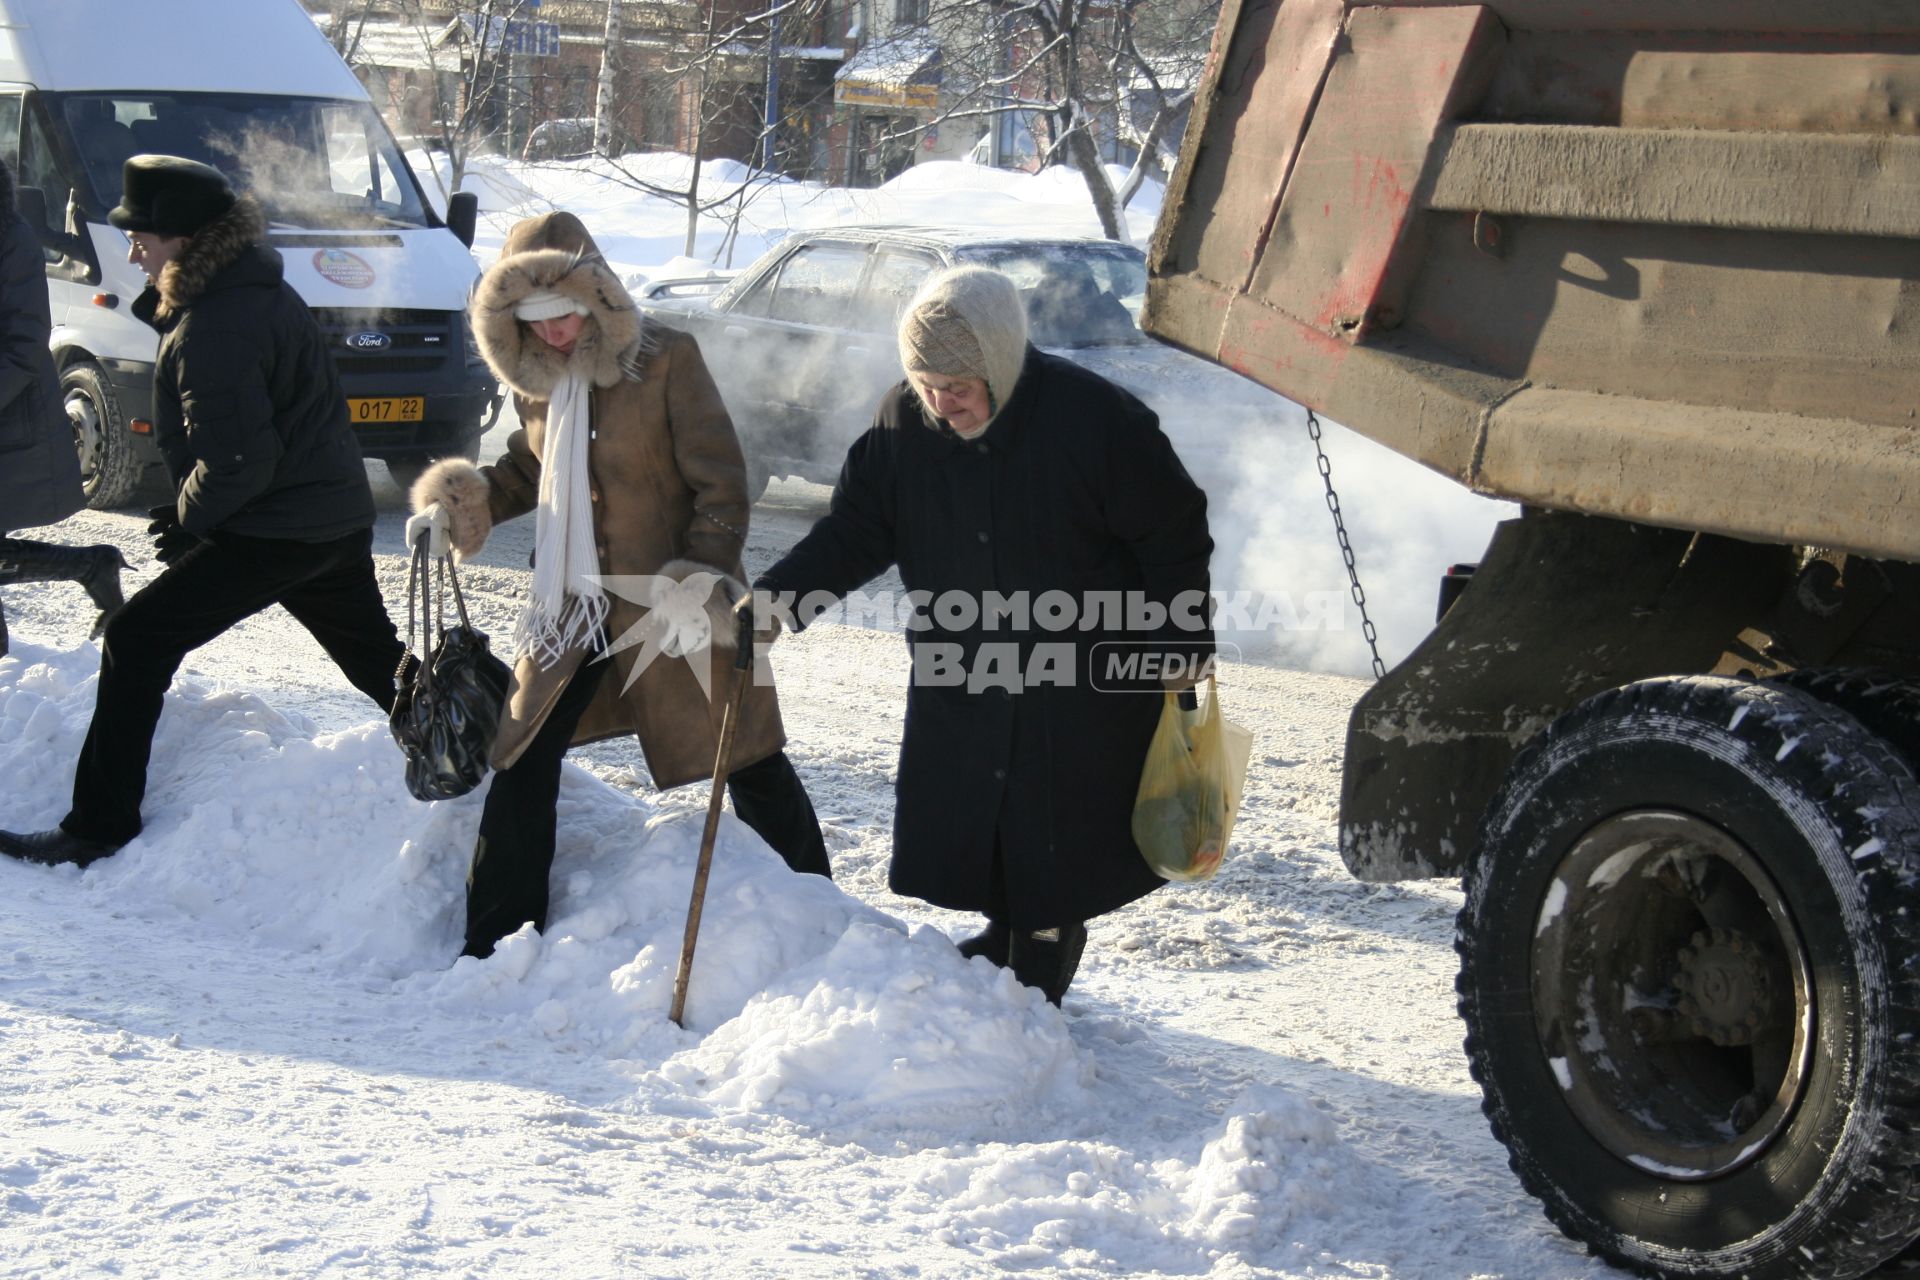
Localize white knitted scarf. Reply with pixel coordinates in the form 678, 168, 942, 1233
514, 370, 608, 667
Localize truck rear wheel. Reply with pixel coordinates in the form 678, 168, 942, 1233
65, 362, 140, 510
1766, 668, 1920, 774
1458, 676, 1920, 1279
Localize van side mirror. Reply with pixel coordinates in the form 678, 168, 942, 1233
446, 190, 478, 248
16, 185, 49, 233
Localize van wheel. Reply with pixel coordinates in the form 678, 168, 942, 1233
66, 363, 140, 509
1458, 676, 1920, 1279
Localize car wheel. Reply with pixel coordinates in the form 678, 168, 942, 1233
65, 362, 141, 509
1458, 675, 1920, 1279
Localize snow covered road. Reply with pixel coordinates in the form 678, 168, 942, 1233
0, 478, 1619, 1277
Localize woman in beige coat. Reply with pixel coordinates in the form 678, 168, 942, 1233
410, 212, 827, 959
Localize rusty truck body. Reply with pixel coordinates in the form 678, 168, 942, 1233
1144, 4, 1920, 1278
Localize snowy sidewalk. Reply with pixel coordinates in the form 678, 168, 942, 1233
0, 623, 1617, 1279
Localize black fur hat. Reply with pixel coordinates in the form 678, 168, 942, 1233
108, 154, 235, 237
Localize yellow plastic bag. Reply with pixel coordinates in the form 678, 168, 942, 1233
1131, 678, 1254, 882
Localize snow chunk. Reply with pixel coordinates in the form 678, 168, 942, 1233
1183, 1086, 1341, 1247
659, 922, 1093, 1135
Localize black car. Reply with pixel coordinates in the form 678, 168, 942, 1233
634, 226, 1282, 499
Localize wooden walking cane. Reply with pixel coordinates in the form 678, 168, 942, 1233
669, 595, 757, 1028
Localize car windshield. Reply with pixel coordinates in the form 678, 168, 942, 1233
55, 91, 431, 230
958, 242, 1149, 347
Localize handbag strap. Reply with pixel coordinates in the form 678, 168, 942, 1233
393, 539, 430, 691
432, 552, 445, 643
442, 549, 478, 631
393, 540, 484, 696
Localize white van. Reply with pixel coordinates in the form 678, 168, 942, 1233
0, 0, 500, 505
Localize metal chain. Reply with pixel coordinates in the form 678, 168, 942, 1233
1305, 407, 1387, 680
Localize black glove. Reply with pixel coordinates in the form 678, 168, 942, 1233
146, 503, 197, 566
733, 589, 781, 648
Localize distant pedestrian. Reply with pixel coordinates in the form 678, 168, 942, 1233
756, 266, 1214, 1005
407, 211, 828, 960
0, 154, 125, 654
0, 155, 404, 867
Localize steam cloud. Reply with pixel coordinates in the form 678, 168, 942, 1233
1190, 403, 1512, 678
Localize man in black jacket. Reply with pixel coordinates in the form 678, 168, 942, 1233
0, 156, 404, 867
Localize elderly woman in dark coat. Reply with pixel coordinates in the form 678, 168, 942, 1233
409, 211, 828, 960
756, 265, 1214, 1004
0, 156, 124, 652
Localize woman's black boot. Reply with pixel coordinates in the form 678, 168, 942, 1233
955, 917, 1012, 965
1009, 922, 1088, 1006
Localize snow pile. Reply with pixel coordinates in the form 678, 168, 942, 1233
0, 640, 1093, 1135
917, 1087, 1370, 1272
658, 921, 1093, 1134
4, 643, 469, 971
405, 148, 542, 216
460, 147, 1173, 279
1180, 1086, 1346, 1247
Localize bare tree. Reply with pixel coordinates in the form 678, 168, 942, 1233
326, 0, 381, 60
913, 0, 1216, 240
330, 0, 542, 197
595, 0, 624, 158
564, 0, 837, 257
1105, 0, 1214, 208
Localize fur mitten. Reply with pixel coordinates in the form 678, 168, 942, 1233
410, 459, 494, 560
657, 558, 750, 653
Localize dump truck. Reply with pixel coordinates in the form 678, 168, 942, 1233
1143, 4, 1920, 1278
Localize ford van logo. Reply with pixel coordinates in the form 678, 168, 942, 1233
346, 331, 392, 351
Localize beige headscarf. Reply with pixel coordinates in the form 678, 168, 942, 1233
897, 266, 1029, 430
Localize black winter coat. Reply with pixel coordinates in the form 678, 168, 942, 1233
761, 347, 1213, 928
135, 198, 374, 540
0, 162, 81, 533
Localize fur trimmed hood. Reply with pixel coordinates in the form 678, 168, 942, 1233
472, 211, 648, 400
154, 195, 268, 318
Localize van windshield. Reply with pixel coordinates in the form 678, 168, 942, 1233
54, 92, 432, 230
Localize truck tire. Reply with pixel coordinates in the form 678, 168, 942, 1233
1458, 676, 1920, 1280
65, 362, 141, 510
1766, 669, 1920, 774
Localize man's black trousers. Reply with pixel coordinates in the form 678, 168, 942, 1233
464, 655, 831, 957
61, 527, 403, 846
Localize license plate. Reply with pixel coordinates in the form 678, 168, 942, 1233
348, 396, 424, 424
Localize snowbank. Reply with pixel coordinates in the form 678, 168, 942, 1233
0, 640, 1097, 1134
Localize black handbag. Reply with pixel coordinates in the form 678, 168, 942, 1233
389, 540, 511, 802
